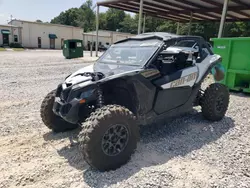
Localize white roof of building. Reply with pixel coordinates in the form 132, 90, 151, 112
86, 29, 134, 35
9, 19, 83, 29
0, 24, 21, 28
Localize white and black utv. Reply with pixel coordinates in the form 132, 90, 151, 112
40, 32, 229, 171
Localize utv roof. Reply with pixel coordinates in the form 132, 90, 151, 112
114, 32, 204, 44
131, 32, 180, 40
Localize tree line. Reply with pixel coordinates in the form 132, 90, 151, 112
49, 0, 250, 41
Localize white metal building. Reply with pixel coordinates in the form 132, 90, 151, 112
1, 20, 134, 50
8, 20, 84, 49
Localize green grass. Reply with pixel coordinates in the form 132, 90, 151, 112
12, 48, 24, 51
0, 47, 25, 51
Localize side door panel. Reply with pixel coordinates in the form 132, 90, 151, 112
130, 73, 158, 115
153, 66, 198, 114
154, 86, 192, 114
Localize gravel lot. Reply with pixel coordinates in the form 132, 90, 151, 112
0, 50, 250, 188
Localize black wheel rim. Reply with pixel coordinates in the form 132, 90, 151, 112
102, 124, 129, 156
215, 94, 225, 112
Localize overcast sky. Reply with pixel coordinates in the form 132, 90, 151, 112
0, 0, 108, 24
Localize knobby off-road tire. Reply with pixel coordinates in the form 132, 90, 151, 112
40, 90, 78, 133
78, 105, 139, 171
201, 83, 229, 121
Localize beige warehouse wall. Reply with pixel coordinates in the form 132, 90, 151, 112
11, 20, 83, 49
87, 30, 112, 37
113, 34, 132, 43
83, 35, 112, 48
83, 30, 135, 50
11, 21, 30, 47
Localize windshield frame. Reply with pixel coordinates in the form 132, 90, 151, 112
173, 40, 197, 48
95, 40, 162, 68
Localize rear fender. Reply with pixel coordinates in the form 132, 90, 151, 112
211, 63, 225, 82
195, 54, 222, 83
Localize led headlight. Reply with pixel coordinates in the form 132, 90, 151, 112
79, 89, 95, 99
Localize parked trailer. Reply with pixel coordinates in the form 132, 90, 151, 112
211, 37, 250, 93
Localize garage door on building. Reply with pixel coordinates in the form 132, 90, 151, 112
48, 34, 57, 49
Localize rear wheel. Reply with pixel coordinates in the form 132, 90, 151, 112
78, 105, 139, 171
201, 83, 229, 121
40, 90, 79, 132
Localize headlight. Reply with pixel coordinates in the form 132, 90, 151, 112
79, 89, 95, 99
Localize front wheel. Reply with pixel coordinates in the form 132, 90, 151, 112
40, 90, 79, 132
201, 83, 230, 121
78, 105, 139, 171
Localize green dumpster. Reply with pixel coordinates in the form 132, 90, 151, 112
211, 37, 250, 93
63, 39, 83, 59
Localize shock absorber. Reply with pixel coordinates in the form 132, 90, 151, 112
96, 84, 104, 108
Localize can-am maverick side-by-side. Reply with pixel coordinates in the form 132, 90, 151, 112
40, 32, 229, 171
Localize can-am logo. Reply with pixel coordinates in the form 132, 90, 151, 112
170, 72, 197, 88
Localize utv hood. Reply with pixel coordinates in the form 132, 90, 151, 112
65, 64, 94, 85
64, 63, 142, 85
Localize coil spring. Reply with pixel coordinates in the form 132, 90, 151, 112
96, 85, 104, 108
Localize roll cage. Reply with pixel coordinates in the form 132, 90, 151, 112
114, 32, 213, 69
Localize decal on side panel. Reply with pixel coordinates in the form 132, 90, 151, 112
170, 72, 198, 88
160, 66, 198, 89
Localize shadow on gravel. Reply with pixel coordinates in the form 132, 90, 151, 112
52, 110, 235, 188
229, 90, 250, 98
43, 127, 81, 141
57, 140, 88, 171
43, 127, 88, 171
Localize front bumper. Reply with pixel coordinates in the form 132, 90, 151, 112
52, 97, 81, 124
52, 82, 96, 124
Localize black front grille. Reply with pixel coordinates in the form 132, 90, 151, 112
60, 91, 65, 101
56, 85, 62, 97
61, 104, 72, 115
60, 89, 71, 102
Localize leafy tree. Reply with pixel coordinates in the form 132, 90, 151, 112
36, 20, 43, 23
50, 0, 95, 31
51, 8, 80, 27
78, 0, 95, 31
99, 12, 108, 30
49, 2, 250, 40
156, 21, 177, 33
105, 8, 125, 31
120, 14, 137, 33
143, 16, 163, 32
223, 22, 250, 37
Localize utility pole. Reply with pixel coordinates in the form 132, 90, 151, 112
10, 15, 13, 43
138, 0, 144, 34
143, 14, 146, 33
188, 12, 193, 35
218, 0, 229, 38
95, 5, 99, 57
176, 22, 180, 35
